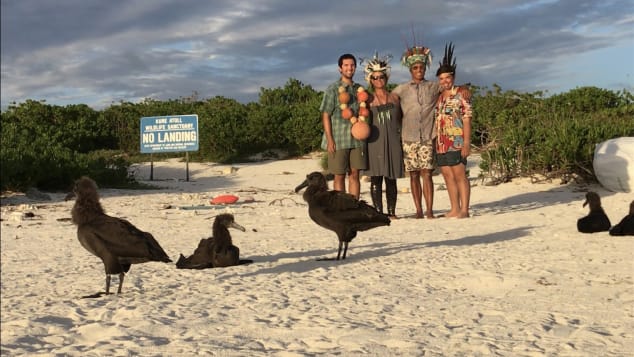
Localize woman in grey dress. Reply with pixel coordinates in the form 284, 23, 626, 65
362, 54, 404, 218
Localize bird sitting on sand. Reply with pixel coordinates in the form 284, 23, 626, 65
609, 201, 634, 236
176, 214, 252, 269
577, 191, 611, 233
296, 171, 391, 260
71, 176, 172, 297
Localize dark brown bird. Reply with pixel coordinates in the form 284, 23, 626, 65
294, 172, 334, 193
71, 176, 172, 296
176, 214, 251, 269
609, 201, 634, 236
297, 171, 391, 260
577, 191, 611, 233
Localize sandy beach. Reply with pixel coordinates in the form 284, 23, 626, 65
1, 154, 632, 356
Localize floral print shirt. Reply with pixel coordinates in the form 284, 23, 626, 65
435, 88, 472, 154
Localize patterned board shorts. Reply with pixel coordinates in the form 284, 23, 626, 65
402, 140, 435, 171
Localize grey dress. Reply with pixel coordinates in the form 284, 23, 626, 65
363, 101, 404, 179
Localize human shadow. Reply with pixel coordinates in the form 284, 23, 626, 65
239, 241, 429, 277
422, 226, 533, 247
236, 227, 532, 276
470, 184, 616, 216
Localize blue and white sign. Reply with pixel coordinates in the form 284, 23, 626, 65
140, 114, 199, 153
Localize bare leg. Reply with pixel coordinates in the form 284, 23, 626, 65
333, 174, 346, 192
452, 164, 470, 218
421, 169, 435, 218
409, 171, 423, 218
348, 169, 360, 199
441, 166, 460, 217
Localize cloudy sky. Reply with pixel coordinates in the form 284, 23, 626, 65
2, 0, 633, 110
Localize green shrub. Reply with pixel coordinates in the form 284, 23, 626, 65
3, 83, 632, 191
474, 86, 634, 183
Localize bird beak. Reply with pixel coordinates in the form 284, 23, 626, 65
582, 199, 588, 207
230, 222, 246, 232
294, 179, 309, 193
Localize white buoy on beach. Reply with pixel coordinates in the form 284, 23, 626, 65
593, 137, 634, 192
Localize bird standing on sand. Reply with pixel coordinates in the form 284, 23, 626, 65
294, 172, 334, 193
577, 191, 611, 233
71, 176, 172, 296
176, 214, 252, 269
297, 171, 391, 260
609, 201, 634, 236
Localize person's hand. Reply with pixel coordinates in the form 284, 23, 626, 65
327, 140, 336, 153
461, 145, 470, 158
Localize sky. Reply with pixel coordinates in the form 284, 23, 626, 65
2, 0, 633, 110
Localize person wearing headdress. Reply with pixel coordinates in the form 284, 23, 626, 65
435, 42, 472, 218
319, 53, 367, 198
392, 44, 440, 219
361, 53, 404, 218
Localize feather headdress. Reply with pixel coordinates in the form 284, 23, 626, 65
400, 46, 432, 69
361, 52, 392, 83
436, 42, 457, 76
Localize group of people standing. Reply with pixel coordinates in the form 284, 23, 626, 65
319, 42, 472, 219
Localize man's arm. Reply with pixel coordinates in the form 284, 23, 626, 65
322, 112, 336, 153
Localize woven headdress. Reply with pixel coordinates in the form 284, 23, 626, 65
436, 42, 457, 76
361, 52, 392, 83
400, 46, 432, 69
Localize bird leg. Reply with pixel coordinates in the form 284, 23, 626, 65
117, 272, 125, 294
342, 242, 349, 260
105, 274, 111, 295
337, 241, 344, 260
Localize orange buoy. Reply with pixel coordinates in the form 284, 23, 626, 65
210, 194, 239, 204
351, 121, 370, 140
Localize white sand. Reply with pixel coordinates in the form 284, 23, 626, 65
1, 155, 632, 356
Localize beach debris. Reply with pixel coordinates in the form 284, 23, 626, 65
269, 197, 302, 206
211, 194, 239, 205
221, 166, 239, 175
25, 188, 51, 201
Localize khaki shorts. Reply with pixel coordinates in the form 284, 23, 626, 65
328, 147, 366, 175
402, 140, 435, 171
